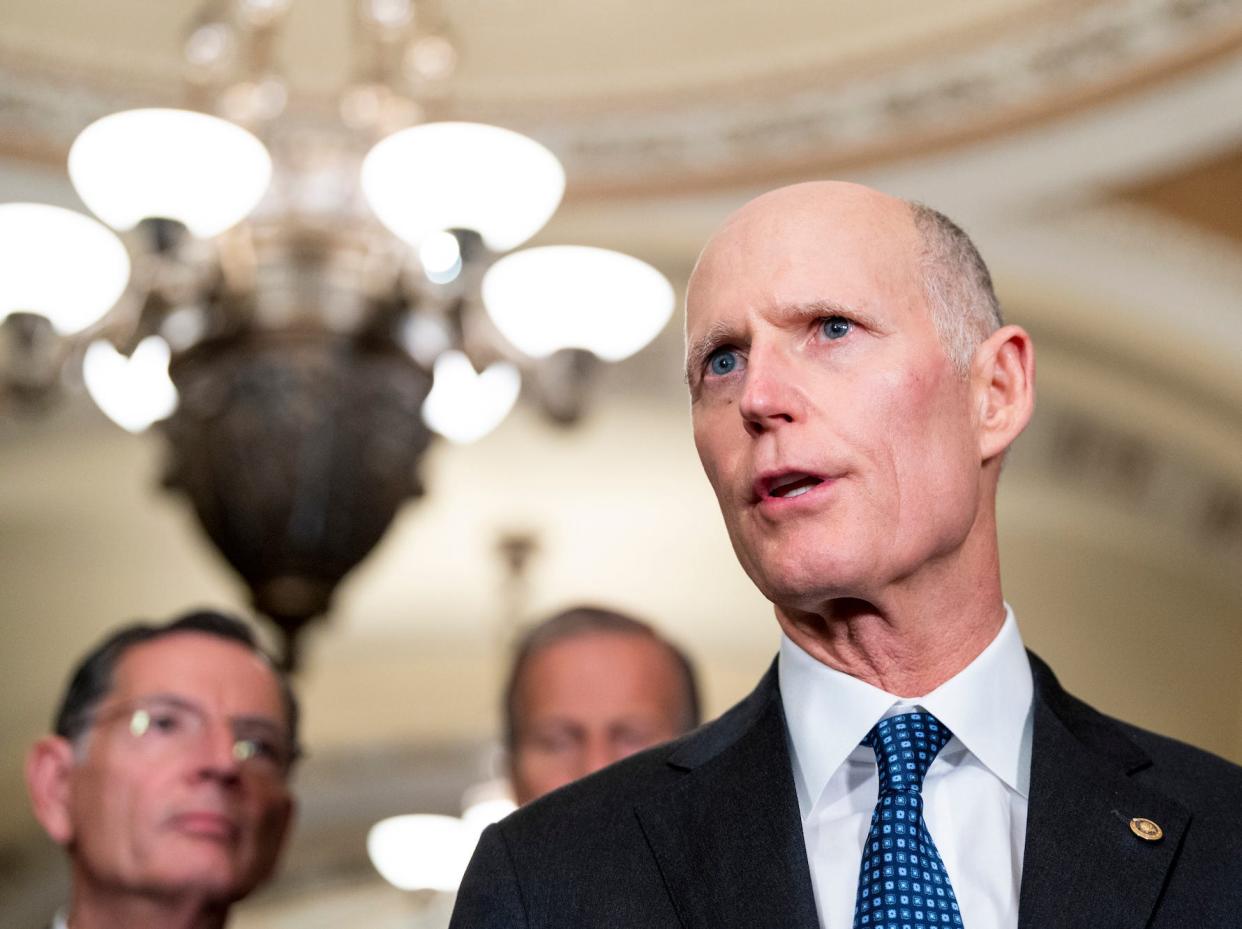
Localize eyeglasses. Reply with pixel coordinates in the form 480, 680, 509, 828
75, 695, 298, 779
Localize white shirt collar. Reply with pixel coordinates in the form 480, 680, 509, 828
779, 605, 1033, 817
52, 908, 69, 929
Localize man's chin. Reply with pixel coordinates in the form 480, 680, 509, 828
130, 876, 247, 908
141, 856, 253, 904
752, 567, 880, 620
734, 524, 867, 595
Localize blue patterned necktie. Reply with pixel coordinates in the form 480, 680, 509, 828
853, 711, 964, 928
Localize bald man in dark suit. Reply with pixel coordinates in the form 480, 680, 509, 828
450, 182, 1242, 929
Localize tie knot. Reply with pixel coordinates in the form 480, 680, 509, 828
863, 711, 952, 795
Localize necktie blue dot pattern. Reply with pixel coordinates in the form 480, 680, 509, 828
852, 711, 964, 929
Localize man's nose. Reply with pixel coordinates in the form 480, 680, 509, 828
739, 346, 801, 436
581, 738, 620, 778
193, 723, 243, 783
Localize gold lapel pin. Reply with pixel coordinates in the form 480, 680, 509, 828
1129, 817, 1163, 842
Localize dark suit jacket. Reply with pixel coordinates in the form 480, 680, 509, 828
450, 653, 1242, 928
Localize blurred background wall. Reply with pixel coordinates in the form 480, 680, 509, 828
1, 0, 1240, 925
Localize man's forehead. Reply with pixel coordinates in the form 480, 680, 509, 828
523, 633, 683, 698
112, 632, 284, 716
532, 631, 675, 672
727, 179, 908, 243
687, 183, 921, 329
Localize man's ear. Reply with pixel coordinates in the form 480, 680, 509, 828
25, 736, 77, 846
972, 324, 1035, 462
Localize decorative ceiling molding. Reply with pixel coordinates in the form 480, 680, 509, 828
2, 0, 1241, 195
525, 0, 1242, 195
0, 53, 182, 167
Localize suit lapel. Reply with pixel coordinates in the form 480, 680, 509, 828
1018, 654, 1190, 929
634, 665, 820, 929
632, 651, 1190, 929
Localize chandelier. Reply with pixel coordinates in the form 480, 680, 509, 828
0, 0, 674, 668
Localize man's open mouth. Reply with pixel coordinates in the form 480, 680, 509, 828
763, 473, 825, 499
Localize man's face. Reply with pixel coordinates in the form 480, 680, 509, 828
509, 632, 688, 805
686, 183, 985, 613
62, 633, 294, 903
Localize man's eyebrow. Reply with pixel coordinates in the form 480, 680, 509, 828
684, 320, 739, 384
231, 714, 284, 731
776, 299, 870, 325
769, 299, 888, 337
136, 693, 283, 728
132, 693, 198, 710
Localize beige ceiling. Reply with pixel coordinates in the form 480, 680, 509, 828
0, 0, 1080, 99
5, 0, 1242, 193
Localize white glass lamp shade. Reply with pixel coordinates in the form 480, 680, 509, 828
367, 814, 479, 893
82, 336, 179, 433
421, 350, 520, 443
482, 246, 674, 362
461, 790, 517, 832
68, 108, 272, 237
0, 203, 131, 335
361, 122, 564, 252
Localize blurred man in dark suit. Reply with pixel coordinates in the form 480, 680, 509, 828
25, 611, 299, 929
503, 605, 700, 805
450, 181, 1242, 928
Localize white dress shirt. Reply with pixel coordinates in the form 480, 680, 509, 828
779, 606, 1033, 929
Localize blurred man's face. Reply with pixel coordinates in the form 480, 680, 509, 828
58, 633, 295, 904
685, 182, 983, 614
509, 632, 689, 804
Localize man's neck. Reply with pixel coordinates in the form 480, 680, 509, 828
775, 541, 1006, 697
67, 882, 230, 929
774, 494, 1011, 696
777, 599, 1005, 697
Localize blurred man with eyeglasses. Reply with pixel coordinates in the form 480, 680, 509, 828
24, 610, 300, 929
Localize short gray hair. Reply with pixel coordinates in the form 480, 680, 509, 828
910, 202, 1004, 374
503, 605, 701, 750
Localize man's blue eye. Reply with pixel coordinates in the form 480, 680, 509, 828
821, 316, 851, 340
708, 349, 738, 376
